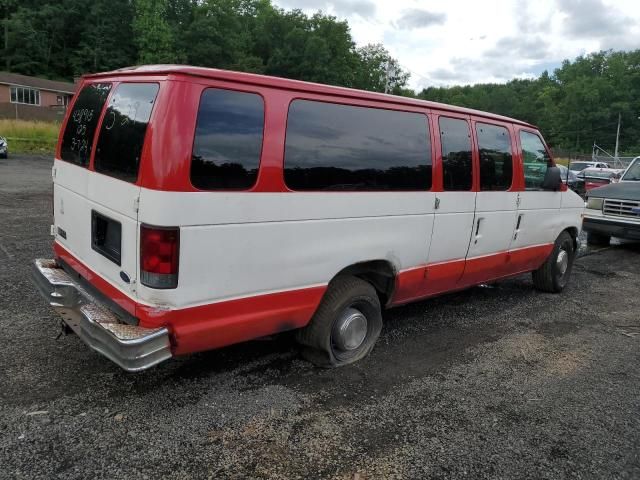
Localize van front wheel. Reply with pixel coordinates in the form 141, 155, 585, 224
532, 231, 575, 293
296, 276, 382, 367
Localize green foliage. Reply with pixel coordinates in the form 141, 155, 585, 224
133, 0, 177, 63
419, 50, 640, 154
353, 44, 410, 94
1, 1, 638, 154
72, 0, 136, 73
0, 0, 409, 91
0, 119, 59, 154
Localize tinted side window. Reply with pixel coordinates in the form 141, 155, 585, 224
439, 117, 472, 191
60, 83, 111, 167
476, 123, 513, 191
191, 88, 264, 190
94, 83, 159, 183
284, 100, 431, 191
520, 131, 551, 190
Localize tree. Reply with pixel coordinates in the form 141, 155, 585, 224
71, 0, 136, 74
133, 0, 177, 64
353, 44, 409, 93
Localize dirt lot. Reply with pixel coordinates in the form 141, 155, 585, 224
1, 155, 639, 480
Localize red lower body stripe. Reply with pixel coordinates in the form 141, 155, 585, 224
53, 241, 552, 355
391, 244, 553, 306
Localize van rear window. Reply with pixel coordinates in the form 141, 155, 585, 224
94, 83, 159, 183
60, 83, 111, 167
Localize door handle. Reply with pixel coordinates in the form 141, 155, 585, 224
474, 217, 483, 243
514, 214, 523, 240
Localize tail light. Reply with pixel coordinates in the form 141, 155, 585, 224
140, 225, 179, 289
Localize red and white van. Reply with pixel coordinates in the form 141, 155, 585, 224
32, 66, 584, 371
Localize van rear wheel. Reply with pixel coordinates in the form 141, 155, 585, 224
296, 276, 382, 367
532, 231, 575, 293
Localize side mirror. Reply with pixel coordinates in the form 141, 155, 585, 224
542, 166, 562, 191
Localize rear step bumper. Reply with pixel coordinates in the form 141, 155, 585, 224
31, 258, 172, 372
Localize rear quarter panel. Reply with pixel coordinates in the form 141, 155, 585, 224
137, 190, 435, 309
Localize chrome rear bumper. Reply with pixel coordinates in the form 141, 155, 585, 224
32, 258, 172, 372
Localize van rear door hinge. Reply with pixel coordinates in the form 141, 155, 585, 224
434, 197, 440, 210
133, 197, 140, 213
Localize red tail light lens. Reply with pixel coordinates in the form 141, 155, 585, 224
140, 225, 179, 289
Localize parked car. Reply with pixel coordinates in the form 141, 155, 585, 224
583, 157, 640, 245
569, 161, 609, 172
0, 137, 8, 158
32, 65, 585, 372
576, 167, 624, 193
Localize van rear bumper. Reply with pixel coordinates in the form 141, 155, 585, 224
31, 258, 172, 372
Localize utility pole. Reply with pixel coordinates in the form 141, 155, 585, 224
384, 61, 391, 94
614, 112, 621, 162
4, 5, 9, 71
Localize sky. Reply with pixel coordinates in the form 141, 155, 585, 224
272, 0, 640, 90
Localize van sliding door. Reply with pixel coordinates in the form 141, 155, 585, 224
425, 115, 476, 294
459, 121, 519, 285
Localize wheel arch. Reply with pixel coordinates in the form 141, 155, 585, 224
330, 260, 398, 308
562, 226, 579, 251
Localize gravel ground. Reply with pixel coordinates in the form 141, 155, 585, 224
1, 154, 639, 480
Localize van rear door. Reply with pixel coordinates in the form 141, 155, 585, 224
53, 81, 160, 304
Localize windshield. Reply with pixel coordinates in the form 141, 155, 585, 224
569, 162, 591, 171
622, 161, 640, 181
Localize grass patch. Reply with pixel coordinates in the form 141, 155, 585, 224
0, 119, 60, 154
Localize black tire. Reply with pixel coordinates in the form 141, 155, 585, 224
532, 231, 576, 293
296, 275, 382, 367
586, 231, 610, 246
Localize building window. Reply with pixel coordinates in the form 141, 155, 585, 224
10, 86, 41, 106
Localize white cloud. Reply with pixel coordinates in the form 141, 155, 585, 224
275, 0, 377, 19
394, 9, 447, 30
273, 0, 640, 89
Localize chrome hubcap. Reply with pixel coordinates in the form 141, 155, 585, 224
557, 248, 569, 276
332, 308, 368, 352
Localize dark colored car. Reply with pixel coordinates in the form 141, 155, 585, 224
576, 167, 623, 195
583, 157, 640, 245
0, 137, 7, 158
557, 164, 579, 190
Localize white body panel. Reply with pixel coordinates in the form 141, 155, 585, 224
512, 191, 561, 248
53, 161, 139, 297
53, 162, 585, 312
137, 189, 436, 308
467, 191, 519, 257
428, 192, 476, 263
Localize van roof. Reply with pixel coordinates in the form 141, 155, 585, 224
84, 65, 537, 129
